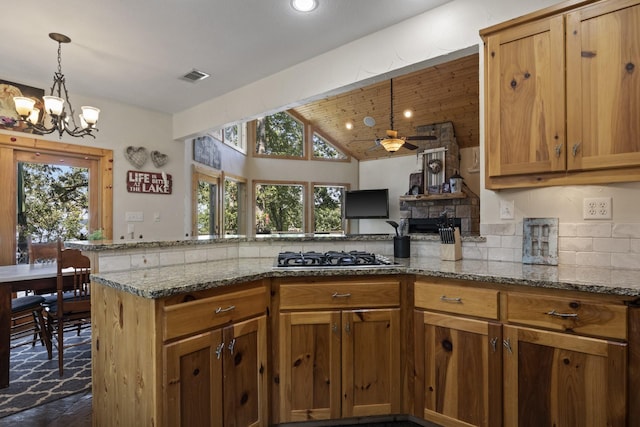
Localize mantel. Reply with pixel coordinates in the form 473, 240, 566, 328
399, 192, 467, 202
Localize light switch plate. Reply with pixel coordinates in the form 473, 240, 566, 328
499, 200, 515, 220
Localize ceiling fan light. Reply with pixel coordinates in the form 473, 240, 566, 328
380, 138, 404, 152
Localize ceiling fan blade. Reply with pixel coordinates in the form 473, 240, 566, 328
366, 139, 383, 152
404, 135, 437, 141
402, 142, 419, 150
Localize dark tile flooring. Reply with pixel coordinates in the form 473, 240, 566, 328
0, 392, 434, 427
0, 389, 92, 427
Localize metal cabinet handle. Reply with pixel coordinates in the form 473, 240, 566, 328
332, 323, 338, 334
503, 338, 513, 354
555, 144, 562, 157
215, 305, 236, 314
215, 342, 224, 359
490, 337, 498, 353
332, 292, 351, 298
344, 321, 351, 336
572, 142, 581, 157
440, 296, 462, 303
228, 338, 236, 355
546, 309, 578, 319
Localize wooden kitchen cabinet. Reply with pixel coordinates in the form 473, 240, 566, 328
164, 315, 267, 427
484, 15, 565, 178
502, 325, 627, 427
275, 277, 401, 423
482, 0, 640, 189
413, 280, 502, 427
566, 0, 640, 172
92, 280, 269, 427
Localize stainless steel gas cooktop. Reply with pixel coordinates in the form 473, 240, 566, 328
275, 250, 397, 269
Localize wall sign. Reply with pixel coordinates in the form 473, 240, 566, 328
126, 170, 172, 195
193, 135, 222, 169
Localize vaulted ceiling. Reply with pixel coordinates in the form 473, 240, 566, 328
292, 53, 479, 161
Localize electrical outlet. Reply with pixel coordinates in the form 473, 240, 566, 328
125, 211, 144, 222
583, 197, 612, 220
499, 200, 515, 220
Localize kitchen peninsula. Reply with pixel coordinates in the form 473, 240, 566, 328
80, 236, 640, 426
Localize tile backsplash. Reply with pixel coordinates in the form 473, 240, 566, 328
478, 222, 640, 269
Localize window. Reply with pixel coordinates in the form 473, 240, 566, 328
254, 182, 305, 234
313, 185, 346, 233
312, 133, 347, 160
224, 177, 247, 235
255, 112, 304, 157
192, 167, 221, 236
223, 123, 247, 154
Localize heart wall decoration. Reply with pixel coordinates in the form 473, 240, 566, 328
124, 146, 148, 168
151, 150, 169, 168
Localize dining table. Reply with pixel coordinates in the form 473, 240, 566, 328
0, 263, 76, 389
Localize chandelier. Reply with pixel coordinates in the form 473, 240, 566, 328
13, 33, 100, 139
379, 130, 404, 152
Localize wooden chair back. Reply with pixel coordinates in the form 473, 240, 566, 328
28, 237, 58, 264
56, 240, 91, 313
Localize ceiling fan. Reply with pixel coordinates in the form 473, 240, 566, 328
365, 78, 436, 153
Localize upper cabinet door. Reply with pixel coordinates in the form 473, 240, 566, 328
485, 16, 566, 177
567, 1, 640, 171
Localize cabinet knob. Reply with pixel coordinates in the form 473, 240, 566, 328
503, 338, 513, 354
215, 342, 224, 359
555, 144, 562, 157
228, 338, 236, 355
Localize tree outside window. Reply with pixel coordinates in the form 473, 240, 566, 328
312, 133, 347, 160
224, 179, 246, 235
255, 183, 304, 233
314, 185, 345, 233
255, 112, 304, 157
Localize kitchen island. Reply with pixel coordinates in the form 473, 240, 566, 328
86, 237, 640, 426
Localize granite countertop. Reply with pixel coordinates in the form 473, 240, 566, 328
66, 233, 486, 251
91, 256, 640, 299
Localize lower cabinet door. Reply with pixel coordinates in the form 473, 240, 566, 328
415, 311, 503, 427
503, 325, 627, 427
279, 310, 342, 422
164, 329, 224, 427
342, 308, 401, 418
222, 315, 268, 427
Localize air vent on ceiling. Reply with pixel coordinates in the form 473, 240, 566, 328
181, 69, 210, 83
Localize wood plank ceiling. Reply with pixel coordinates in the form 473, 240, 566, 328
292, 53, 479, 161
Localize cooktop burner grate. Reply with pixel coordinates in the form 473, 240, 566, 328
276, 250, 394, 268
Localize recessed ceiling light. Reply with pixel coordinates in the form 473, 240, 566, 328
403, 109, 413, 118
291, 0, 318, 12
345, 122, 353, 130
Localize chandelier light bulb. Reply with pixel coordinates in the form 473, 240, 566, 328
27, 108, 40, 125
43, 96, 64, 116
81, 106, 100, 125
14, 97, 35, 117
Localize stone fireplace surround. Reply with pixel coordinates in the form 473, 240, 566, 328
399, 122, 480, 235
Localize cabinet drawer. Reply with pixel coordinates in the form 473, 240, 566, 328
279, 279, 400, 310
506, 292, 627, 340
162, 285, 268, 341
414, 281, 499, 320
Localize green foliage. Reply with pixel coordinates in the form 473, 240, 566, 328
256, 184, 303, 233
313, 134, 347, 159
197, 180, 213, 235
255, 112, 304, 156
21, 163, 88, 242
224, 125, 239, 147
314, 186, 344, 232
224, 180, 239, 234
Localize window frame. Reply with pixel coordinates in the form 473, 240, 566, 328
191, 165, 222, 237
222, 173, 247, 236
251, 110, 307, 160
311, 130, 350, 162
0, 132, 113, 265
252, 180, 308, 234
311, 182, 350, 234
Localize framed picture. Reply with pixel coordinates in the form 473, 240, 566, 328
193, 135, 222, 169
0, 80, 45, 133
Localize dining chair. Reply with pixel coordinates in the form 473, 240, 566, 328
27, 237, 59, 264
10, 294, 50, 354
45, 240, 91, 375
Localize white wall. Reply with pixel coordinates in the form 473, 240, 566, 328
16, 93, 184, 241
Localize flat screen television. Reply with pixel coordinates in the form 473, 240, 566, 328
344, 188, 389, 219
